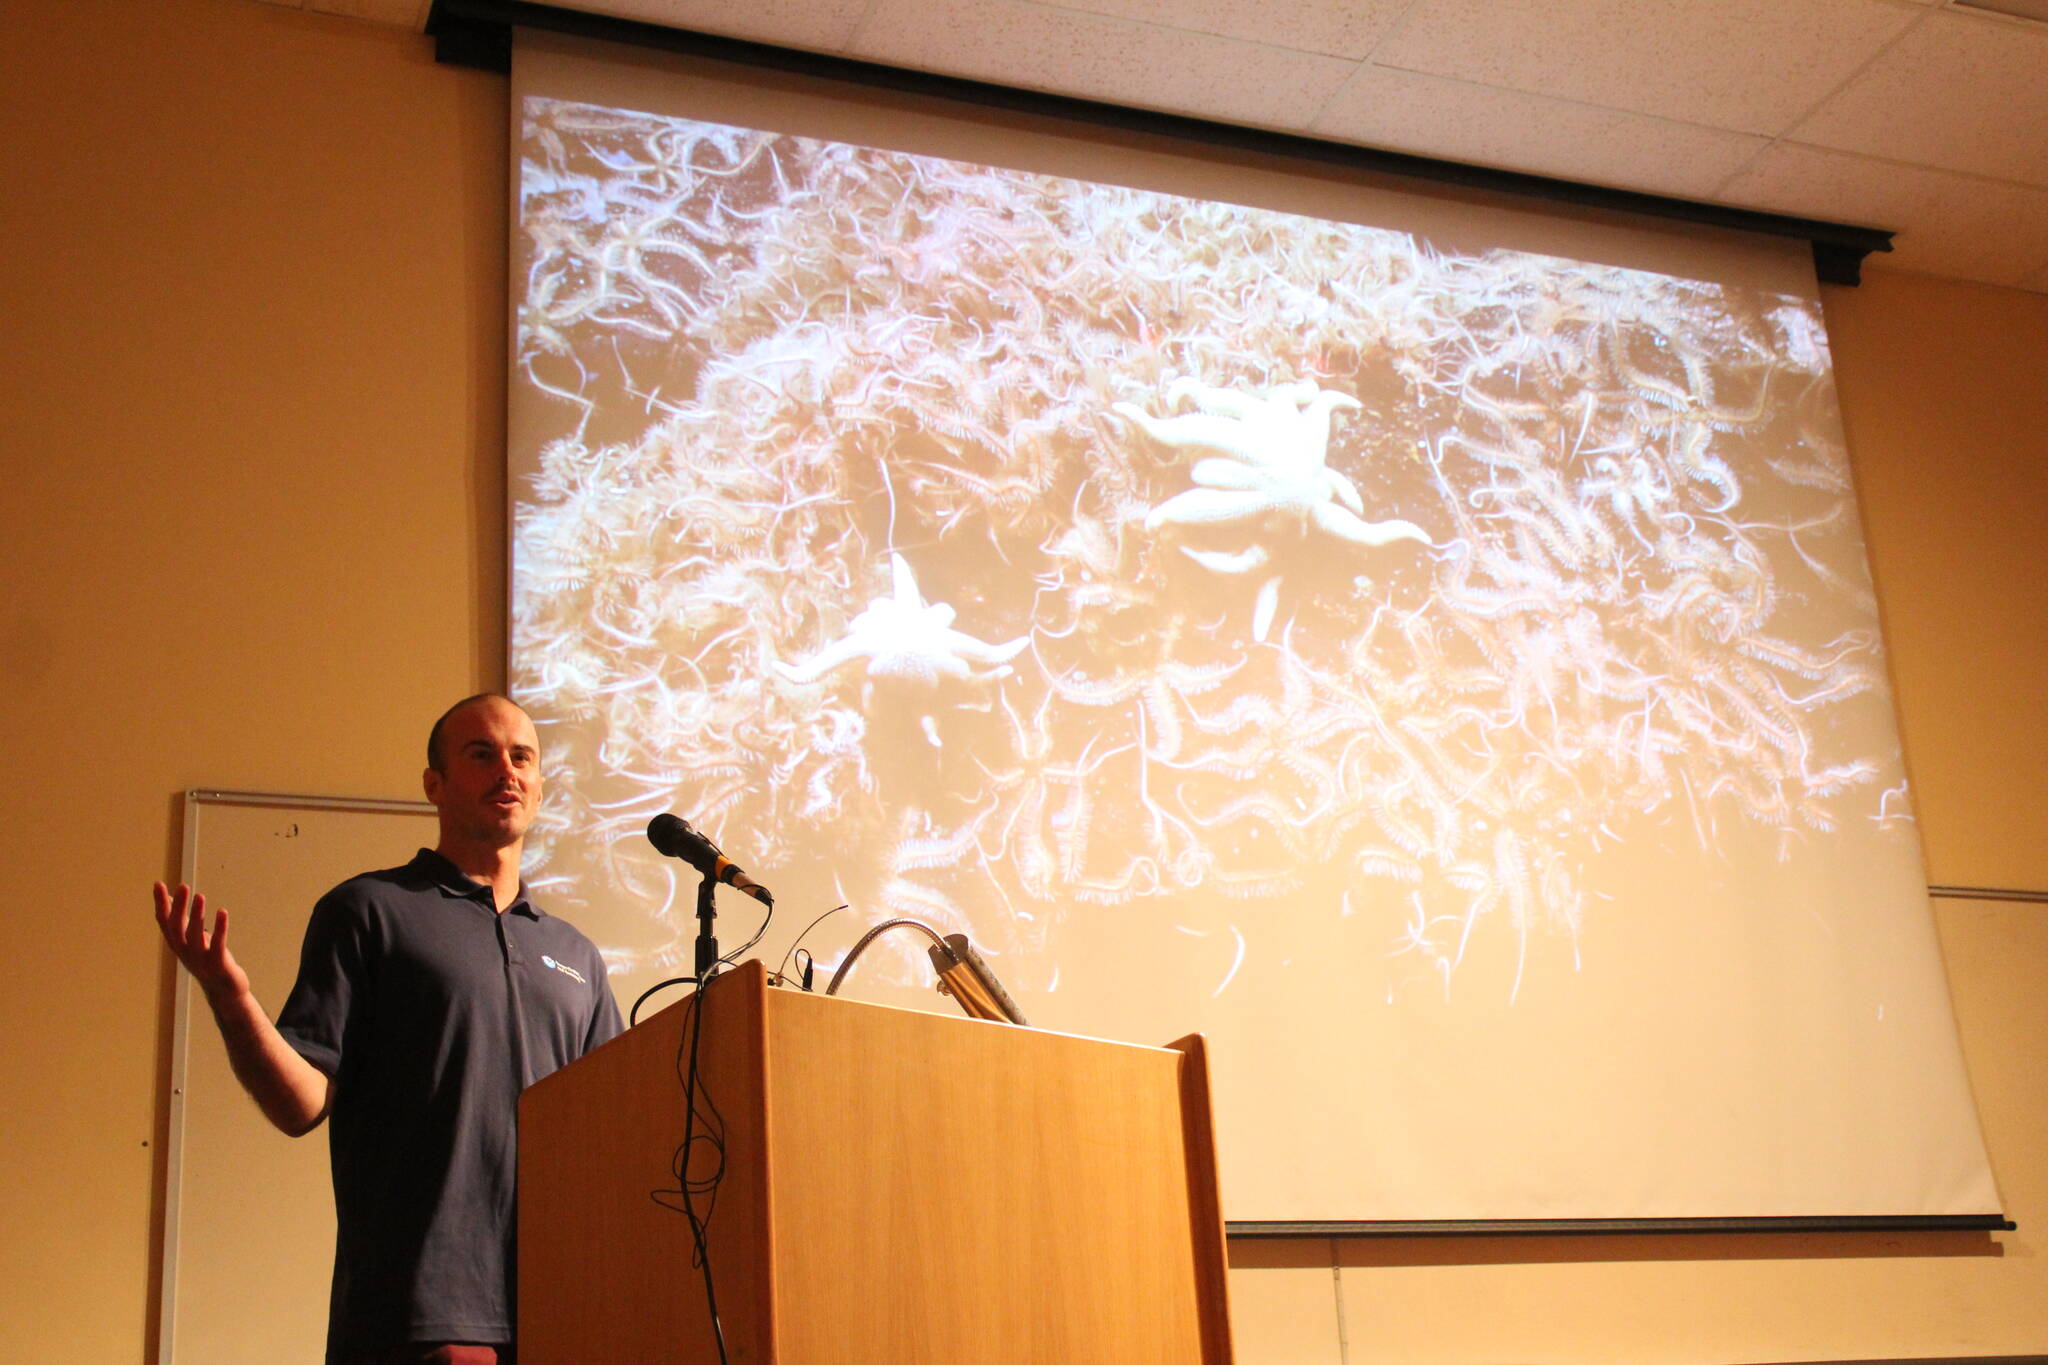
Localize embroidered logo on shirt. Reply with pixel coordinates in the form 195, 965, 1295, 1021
540, 954, 587, 985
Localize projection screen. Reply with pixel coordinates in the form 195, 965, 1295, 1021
506, 31, 1999, 1224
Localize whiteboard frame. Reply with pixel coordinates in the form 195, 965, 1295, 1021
157, 789, 437, 1365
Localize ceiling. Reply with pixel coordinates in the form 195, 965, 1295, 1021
277, 0, 2048, 294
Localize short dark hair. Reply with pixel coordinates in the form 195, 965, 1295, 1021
426, 693, 524, 772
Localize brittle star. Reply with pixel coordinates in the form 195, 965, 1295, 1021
774, 552, 1027, 744
1114, 377, 1432, 640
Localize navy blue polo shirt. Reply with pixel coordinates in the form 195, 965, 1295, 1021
276, 849, 622, 1362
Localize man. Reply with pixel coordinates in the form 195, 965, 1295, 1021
155, 694, 623, 1365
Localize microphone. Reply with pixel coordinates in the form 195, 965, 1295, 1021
930, 932, 1029, 1025
646, 814, 774, 906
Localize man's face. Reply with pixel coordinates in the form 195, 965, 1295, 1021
423, 697, 544, 849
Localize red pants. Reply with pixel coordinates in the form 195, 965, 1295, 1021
341, 1347, 509, 1365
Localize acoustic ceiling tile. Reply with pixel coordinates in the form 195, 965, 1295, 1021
1721, 142, 2048, 288
852, 0, 1358, 132
569, 0, 873, 52
1313, 64, 1770, 202
1789, 10, 2048, 187
1373, 0, 1919, 135
1052, 0, 1409, 61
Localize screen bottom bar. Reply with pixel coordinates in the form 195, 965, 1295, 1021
1227, 1214, 2015, 1238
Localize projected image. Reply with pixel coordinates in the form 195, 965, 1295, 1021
512, 97, 1906, 1003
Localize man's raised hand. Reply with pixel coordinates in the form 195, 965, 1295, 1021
151, 881, 331, 1134
154, 882, 251, 1003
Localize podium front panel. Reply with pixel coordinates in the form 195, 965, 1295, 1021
764, 988, 1208, 1365
521, 963, 1230, 1364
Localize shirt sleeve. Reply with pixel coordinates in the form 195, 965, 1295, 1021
274, 887, 371, 1078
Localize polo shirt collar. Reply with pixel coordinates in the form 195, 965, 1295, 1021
410, 847, 545, 919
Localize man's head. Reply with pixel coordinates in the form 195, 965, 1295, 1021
422, 694, 543, 852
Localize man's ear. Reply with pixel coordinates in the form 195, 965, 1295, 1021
422, 767, 443, 806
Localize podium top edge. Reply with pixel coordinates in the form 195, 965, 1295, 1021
679, 967, 1198, 1056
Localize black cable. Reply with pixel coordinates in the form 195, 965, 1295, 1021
629, 974, 696, 1027
649, 986, 729, 1364
774, 903, 849, 987
678, 986, 728, 1365
717, 897, 774, 970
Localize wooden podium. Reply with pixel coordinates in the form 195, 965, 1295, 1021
518, 961, 1234, 1364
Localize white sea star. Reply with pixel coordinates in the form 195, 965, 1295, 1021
775, 552, 1028, 689
1114, 377, 1433, 639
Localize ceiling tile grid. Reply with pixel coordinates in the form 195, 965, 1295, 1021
1786, 8, 2048, 187
852, 0, 1359, 131
1364, 0, 1923, 135
1724, 141, 2048, 287
556, 0, 872, 52
241, 0, 2048, 294
1039, 0, 1411, 61
1309, 64, 1771, 201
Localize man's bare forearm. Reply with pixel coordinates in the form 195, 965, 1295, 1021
203, 985, 333, 1137
154, 882, 332, 1135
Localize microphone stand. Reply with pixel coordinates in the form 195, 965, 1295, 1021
693, 873, 721, 984
625, 849, 736, 1026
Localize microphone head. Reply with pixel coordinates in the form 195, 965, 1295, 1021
646, 813, 696, 859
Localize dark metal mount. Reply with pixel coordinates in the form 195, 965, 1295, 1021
1931, 884, 2048, 904
424, 0, 1893, 285
1228, 1213, 2015, 1238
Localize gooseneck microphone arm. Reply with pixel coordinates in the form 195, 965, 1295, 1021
825, 919, 1028, 1025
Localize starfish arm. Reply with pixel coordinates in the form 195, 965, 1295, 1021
1168, 376, 1266, 420
1110, 399, 1155, 431
774, 638, 865, 684
1146, 487, 1267, 530
889, 552, 925, 608
1324, 466, 1366, 514
947, 632, 1030, 665
1252, 575, 1283, 643
1181, 545, 1270, 574
1122, 411, 1269, 462
1109, 401, 1207, 449
1313, 502, 1434, 547
1189, 456, 1269, 491
1293, 393, 1363, 464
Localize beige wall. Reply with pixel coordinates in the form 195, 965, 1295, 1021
1828, 272, 2048, 893
0, 2, 2040, 1361
1, 2, 505, 1358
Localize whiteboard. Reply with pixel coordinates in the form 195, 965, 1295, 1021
159, 791, 439, 1365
